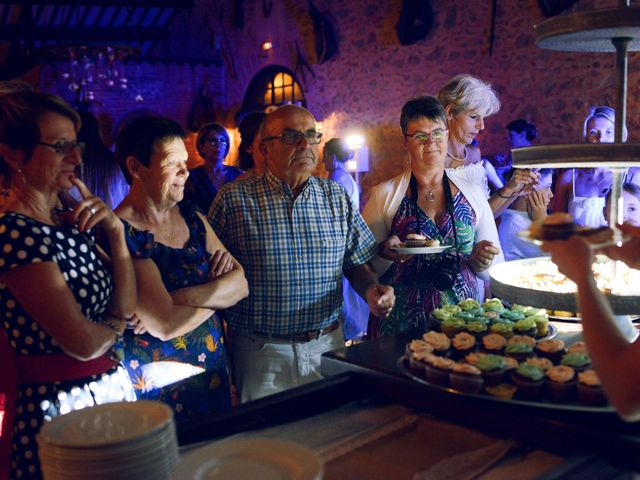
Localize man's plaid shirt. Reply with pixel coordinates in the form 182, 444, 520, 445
208, 172, 377, 334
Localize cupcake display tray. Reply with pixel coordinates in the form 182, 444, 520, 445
397, 356, 613, 414
428, 314, 558, 342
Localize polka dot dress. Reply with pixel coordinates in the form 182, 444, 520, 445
0, 212, 135, 479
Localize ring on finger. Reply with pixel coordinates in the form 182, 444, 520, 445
89, 207, 97, 216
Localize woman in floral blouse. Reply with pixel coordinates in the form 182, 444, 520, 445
114, 116, 248, 419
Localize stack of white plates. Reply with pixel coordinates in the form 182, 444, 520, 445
37, 401, 178, 480
173, 438, 324, 480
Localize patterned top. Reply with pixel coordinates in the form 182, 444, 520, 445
208, 172, 377, 334
120, 201, 231, 419
0, 212, 113, 354
0, 212, 135, 480
377, 193, 479, 336
183, 165, 243, 215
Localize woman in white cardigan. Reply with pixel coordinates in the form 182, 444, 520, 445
362, 96, 503, 337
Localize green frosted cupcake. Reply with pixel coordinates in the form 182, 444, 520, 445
475, 354, 506, 385
432, 305, 461, 321
466, 321, 488, 339
527, 313, 550, 338
490, 322, 514, 339
441, 317, 466, 338
458, 298, 481, 311
512, 363, 545, 398
505, 342, 534, 362
482, 298, 505, 314
502, 309, 526, 322
560, 352, 592, 372
513, 318, 537, 337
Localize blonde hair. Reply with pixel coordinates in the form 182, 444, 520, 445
437, 74, 500, 117
582, 106, 627, 142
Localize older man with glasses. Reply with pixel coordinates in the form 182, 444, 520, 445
208, 104, 395, 402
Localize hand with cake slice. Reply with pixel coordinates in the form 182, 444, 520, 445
528, 212, 614, 245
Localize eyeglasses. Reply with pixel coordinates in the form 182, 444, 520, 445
262, 130, 323, 146
206, 138, 229, 146
404, 129, 447, 144
37, 140, 86, 155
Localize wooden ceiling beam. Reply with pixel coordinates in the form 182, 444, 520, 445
0, 25, 170, 41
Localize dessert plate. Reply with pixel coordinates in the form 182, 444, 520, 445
391, 244, 452, 255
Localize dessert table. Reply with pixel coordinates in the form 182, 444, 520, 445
174, 323, 640, 478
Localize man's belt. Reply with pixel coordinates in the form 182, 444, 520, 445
254, 320, 340, 342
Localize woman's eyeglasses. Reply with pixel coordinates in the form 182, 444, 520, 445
37, 140, 86, 155
404, 129, 447, 144
262, 130, 323, 146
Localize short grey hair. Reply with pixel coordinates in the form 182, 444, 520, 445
582, 106, 627, 141
437, 74, 500, 117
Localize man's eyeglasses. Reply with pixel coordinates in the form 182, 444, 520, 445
206, 138, 229, 146
262, 130, 323, 146
37, 140, 86, 155
404, 129, 447, 144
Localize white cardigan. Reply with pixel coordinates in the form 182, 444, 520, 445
362, 169, 504, 279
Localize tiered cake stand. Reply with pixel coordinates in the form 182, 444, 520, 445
490, 2, 640, 324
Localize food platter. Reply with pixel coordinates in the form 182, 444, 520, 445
397, 357, 614, 414
489, 256, 640, 315
391, 245, 452, 255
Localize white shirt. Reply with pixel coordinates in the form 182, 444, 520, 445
498, 209, 548, 261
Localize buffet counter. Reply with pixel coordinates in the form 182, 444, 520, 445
174, 323, 639, 478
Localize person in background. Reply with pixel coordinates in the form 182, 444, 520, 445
76, 109, 128, 209
605, 183, 640, 227
542, 224, 640, 421
0, 91, 137, 479
552, 106, 624, 227
208, 105, 395, 402
498, 169, 553, 260
437, 75, 539, 218
362, 96, 503, 337
184, 122, 242, 214
115, 116, 248, 419
236, 111, 267, 180
493, 119, 538, 185
324, 138, 369, 340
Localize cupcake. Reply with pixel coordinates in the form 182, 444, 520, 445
505, 342, 534, 363
454, 311, 476, 322
481, 333, 507, 355
513, 318, 537, 337
502, 309, 526, 322
524, 356, 554, 371
528, 314, 550, 338
422, 331, 451, 356
424, 355, 456, 386
482, 310, 501, 322
408, 348, 435, 375
474, 354, 506, 386
451, 332, 477, 359
458, 298, 481, 311
577, 369, 608, 405
466, 321, 488, 339
545, 365, 576, 402
485, 383, 518, 400
507, 335, 536, 348
536, 339, 566, 363
560, 352, 592, 372
464, 352, 483, 367
405, 339, 434, 358
482, 298, 505, 313
502, 356, 519, 380
449, 363, 484, 394
567, 341, 589, 354
490, 322, 514, 339
512, 364, 545, 398
441, 317, 466, 338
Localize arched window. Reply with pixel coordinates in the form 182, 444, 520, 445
241, 66, 306, 115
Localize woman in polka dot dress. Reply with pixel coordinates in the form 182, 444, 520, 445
0, 92, 137, 479
114, 116, 248, 420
